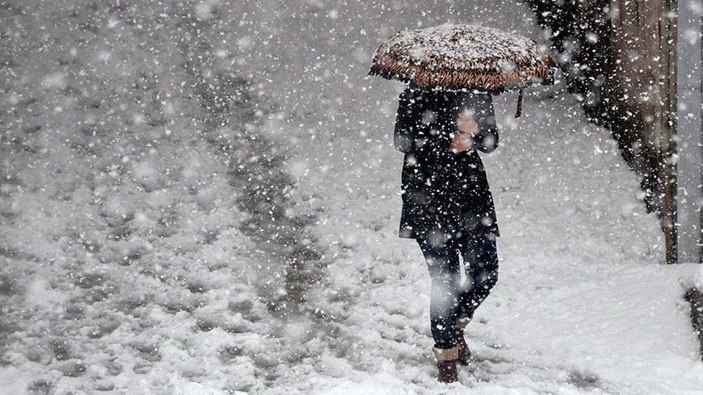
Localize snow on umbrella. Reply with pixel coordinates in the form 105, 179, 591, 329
369, 24, 557, 115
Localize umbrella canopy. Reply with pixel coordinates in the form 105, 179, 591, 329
369, 24, 556, 92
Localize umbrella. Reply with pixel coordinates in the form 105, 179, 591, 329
369, 23, 557, 116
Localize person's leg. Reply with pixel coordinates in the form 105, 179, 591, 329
417, 236, 463, 382
416, 237, 462, 350
457, 232, 498, 319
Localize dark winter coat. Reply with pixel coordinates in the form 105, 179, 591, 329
394, 86, 500, 241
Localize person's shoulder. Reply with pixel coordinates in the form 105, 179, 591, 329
401, 85, 436, 105
401, 85, 421, 99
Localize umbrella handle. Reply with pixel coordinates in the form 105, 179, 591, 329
515, 89, 523, 118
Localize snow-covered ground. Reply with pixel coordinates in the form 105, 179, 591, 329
1, 0, 702, 393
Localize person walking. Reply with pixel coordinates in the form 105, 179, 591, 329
394, 83, 500, 383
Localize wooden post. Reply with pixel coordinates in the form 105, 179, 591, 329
610, 0, 679, 263
661, 0, 677, 264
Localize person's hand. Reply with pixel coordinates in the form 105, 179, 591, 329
449, 132, 472, 153
449, 111, 478, 153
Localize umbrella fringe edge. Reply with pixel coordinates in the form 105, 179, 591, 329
369, 51, 557, 91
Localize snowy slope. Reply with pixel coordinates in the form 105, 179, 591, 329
1, 0, 702, 394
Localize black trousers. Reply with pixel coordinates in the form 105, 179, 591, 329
417, 232, 499, 349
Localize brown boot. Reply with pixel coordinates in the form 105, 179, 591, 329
433, 346, 459, 383
455, 317, 472, 366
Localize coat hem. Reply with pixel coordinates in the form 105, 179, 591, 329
398, 226, 501, 240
